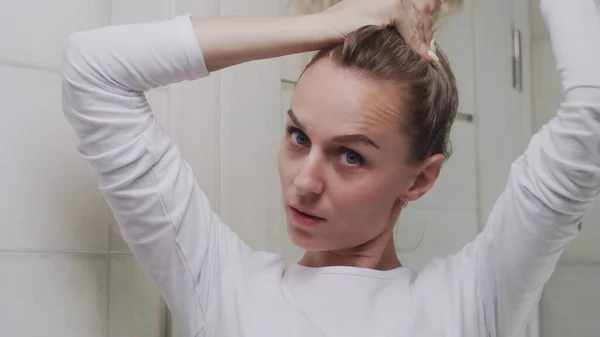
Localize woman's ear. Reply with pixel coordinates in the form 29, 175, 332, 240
404, 154, 444, 202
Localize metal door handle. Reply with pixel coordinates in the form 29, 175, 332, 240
512, 28, 522, 92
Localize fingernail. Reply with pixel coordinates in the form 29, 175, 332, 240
428, 50, 440, 63
430, 39, 437, 54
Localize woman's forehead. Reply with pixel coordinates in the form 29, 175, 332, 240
291, 60, 406, 136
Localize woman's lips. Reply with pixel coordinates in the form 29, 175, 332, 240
289, 206, 325, 227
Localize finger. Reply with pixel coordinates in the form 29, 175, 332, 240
412, 0, 437, 17
404, 24, 432, 60
411, 2, 435, 45
397, 1, 435, 60
406, 25, 439, 62
421, 11, 433, 44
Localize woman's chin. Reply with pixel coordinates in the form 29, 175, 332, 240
286, 223, 328, 251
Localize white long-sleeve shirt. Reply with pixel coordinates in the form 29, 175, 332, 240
61, 1, 600, 336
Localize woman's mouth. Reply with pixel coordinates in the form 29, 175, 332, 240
289, 206, 325, 227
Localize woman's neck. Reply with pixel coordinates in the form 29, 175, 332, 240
298, 231, 401, 270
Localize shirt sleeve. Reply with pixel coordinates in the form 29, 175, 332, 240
457, 1, 600, 335
61, 15, 252, 336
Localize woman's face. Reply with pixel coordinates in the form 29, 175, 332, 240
278, 59, 443, 252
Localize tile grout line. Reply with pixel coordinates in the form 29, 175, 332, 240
106, 1, 113, 335
106, 250, 112, 337
0, 249, 132, 256
0, 60, 60, 74
166, 1, 175, 336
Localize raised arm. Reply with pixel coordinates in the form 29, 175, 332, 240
60, 13, 345, 335
462, 0, 600, 335
61, 16, 252, 336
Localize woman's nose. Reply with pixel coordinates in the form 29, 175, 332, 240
293, 156, 324, 196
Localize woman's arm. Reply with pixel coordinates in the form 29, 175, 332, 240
454, 0, 600, 335
192, 14, 342, 72
62, 17, 246, 336
192, 0, 445, 72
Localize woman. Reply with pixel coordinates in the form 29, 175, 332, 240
61, 0, 600, 336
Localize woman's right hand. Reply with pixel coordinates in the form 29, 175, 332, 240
321, 0, 444, 61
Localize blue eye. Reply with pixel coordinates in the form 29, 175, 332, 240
286, 126, 310, 146
340, 149, 364, 166
293, 132, 309, 145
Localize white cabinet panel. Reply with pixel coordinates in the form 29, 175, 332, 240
413, 120, 477, 211
0, 253, 108, 337
474, 0, 520, 226
0, 65, 112, 252
436, 25, 475, 115
446, 0, 474, 31
529, 0, 548, 40
540, 263, 600, 337
531, 38, 563, 132
396, 208, 478, 271
0, 0, 109, 71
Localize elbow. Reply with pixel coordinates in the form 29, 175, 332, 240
62, 32, 89, 83
61, 31, 100, 123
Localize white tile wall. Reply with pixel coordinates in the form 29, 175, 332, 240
0, 65, 112, 252
111, 0, 169, 25
109, 254, 166, 337
0, 253, 108, 337
0, 0, 110, 71
109, 223, 131, 254
1, 0, 180, 336
169, 79, 221, 209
